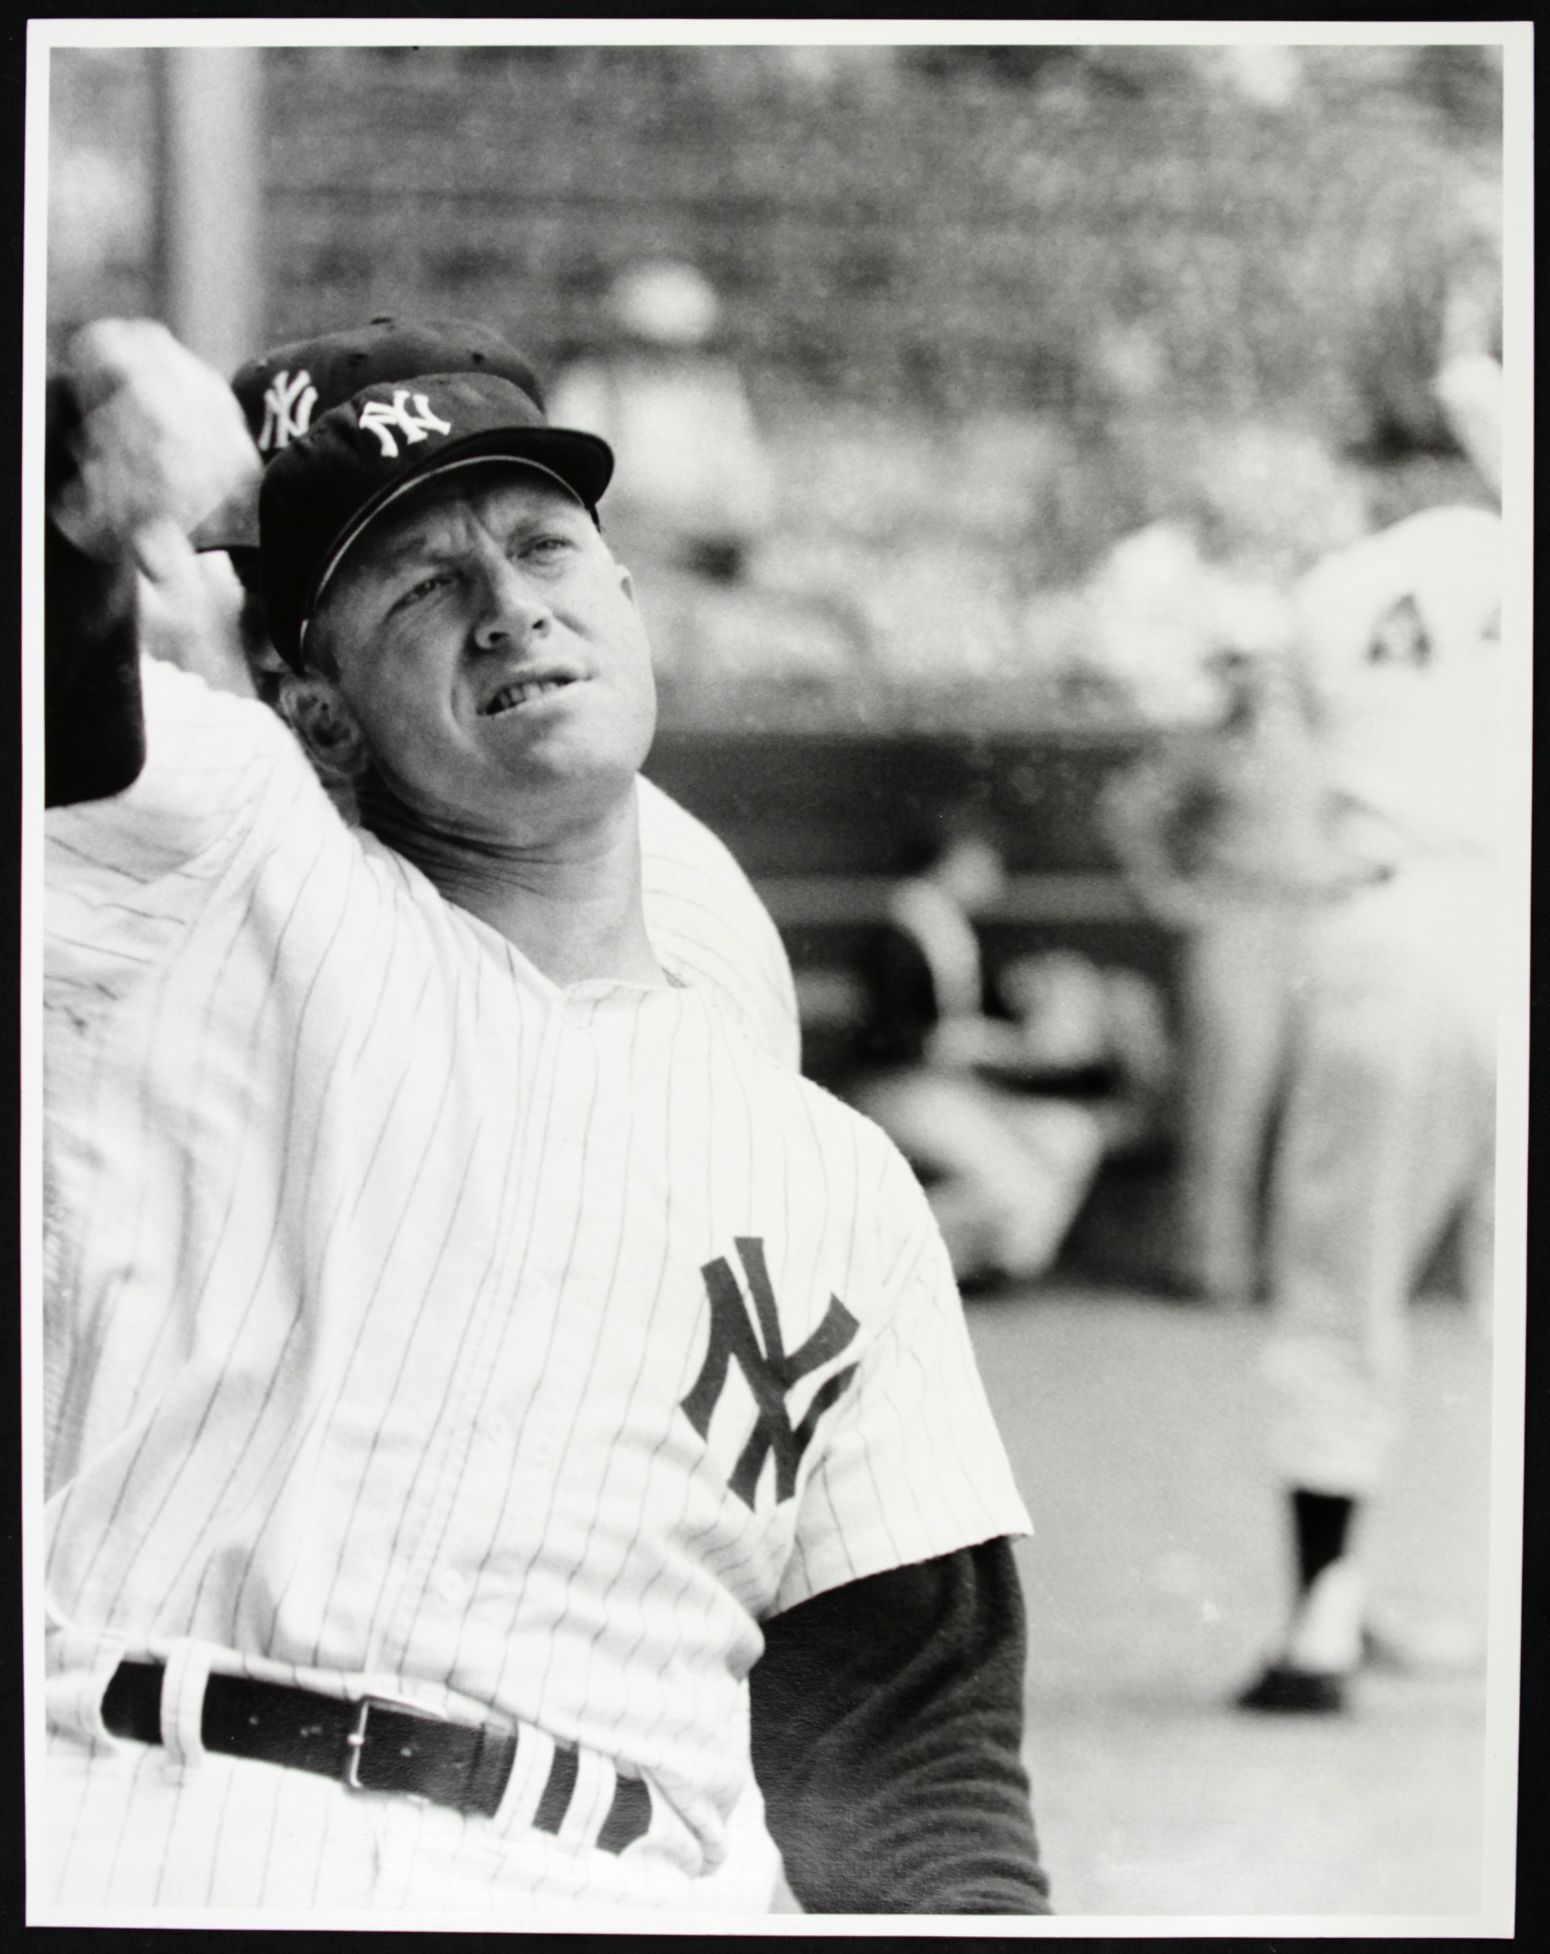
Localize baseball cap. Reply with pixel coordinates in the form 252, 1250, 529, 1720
259, 368, 614, 670
200, 315, 557, 552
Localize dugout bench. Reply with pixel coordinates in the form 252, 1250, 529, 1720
646, 727, 1186, 1288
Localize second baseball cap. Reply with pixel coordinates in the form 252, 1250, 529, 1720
259, 368, 614, 670
201, 315, 559, 551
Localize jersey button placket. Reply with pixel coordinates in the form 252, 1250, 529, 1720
434, 1567, 469, 1607
374, 1001, 567, 1678
502, 1000, 595, 1493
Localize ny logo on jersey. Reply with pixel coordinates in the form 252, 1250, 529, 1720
679, 1237, 859, 1511
357, 390, 454, 459
257, 369, 318, 452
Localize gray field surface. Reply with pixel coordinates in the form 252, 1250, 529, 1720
968, 1286, 1504, 1923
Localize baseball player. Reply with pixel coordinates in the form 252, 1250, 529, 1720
848, 816, 1106, 1292
1236, 503, 1503, 1712
39, 319, 1050, 1915
186, 315, 800, 1076
1100, 642, 1336, 1303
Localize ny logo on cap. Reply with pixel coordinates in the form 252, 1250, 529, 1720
257, 369, 318, 452
679, 1237, 859, 1511
357, 390, 454, 459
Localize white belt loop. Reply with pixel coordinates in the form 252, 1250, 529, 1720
492, 1721, 551, 1833
44, 1623, 128, 1750
158, 1640, 216, 1776
555, 1743, 611, 1852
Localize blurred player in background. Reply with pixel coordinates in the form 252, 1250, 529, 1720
1102, 637, 1335, 1304
1236, 173, 1504, 1707
847, 816, 1108, 1294
1237, 502, 1503, 1711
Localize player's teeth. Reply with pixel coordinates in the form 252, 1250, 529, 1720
488, 678, 568, 713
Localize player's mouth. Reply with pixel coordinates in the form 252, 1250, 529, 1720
479, 671, 583, 717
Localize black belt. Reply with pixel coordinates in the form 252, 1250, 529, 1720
100, 1661, 651, 1850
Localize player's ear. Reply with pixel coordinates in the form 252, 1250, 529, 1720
276, 671, 371, 786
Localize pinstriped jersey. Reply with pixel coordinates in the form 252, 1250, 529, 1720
42, 658, 1030, 1904
635, 774, 800, 1072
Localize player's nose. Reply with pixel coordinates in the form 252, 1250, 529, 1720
471, 554, 552, 652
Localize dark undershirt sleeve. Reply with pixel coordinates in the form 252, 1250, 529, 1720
749, 1537, 1051, 1915
45, 375, 146, 808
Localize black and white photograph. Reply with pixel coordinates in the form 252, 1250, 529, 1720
23, 19, 1531, 1932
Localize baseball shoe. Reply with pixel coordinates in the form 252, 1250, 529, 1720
1235, 1564, 1363, 1715
1235, 1660, 1349, 1714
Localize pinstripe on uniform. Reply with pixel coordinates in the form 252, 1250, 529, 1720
636, 775, 800, 1073
42, 655, 1029, 1912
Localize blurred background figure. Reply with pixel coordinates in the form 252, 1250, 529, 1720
551, 258, 779, 584
997, 947, 1171, 1142
1227, 127, 1506, 1714
1102, 631, 1335, 1305
1239, 500, 1503, 1712
846, 814, 1110, 1293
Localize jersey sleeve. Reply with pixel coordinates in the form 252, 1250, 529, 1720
775, 1133, 1032, 1614
45, 655, 334, 998
636, 775, 801, 1070
752, 1539, 1050, 1914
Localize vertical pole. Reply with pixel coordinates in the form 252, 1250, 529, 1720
156, 46, 263, 372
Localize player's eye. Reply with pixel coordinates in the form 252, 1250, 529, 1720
391, 570, 455, 614
518, 533, 573, 565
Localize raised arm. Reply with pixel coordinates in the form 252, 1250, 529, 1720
45, 321, 260, 806
45, 374, 143, 806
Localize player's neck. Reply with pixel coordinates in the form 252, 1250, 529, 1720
361, 779, 667, 989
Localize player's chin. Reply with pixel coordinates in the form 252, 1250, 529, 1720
492, 720, 653, 813
525, 694, 655, 783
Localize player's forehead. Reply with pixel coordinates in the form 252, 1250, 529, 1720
353, 464, 589, 574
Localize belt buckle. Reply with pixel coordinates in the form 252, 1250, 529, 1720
343, 1693, 441, 1794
